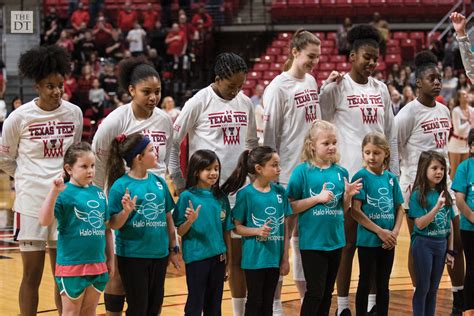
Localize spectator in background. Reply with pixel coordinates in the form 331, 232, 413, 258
76, 64, 97, 111
75, 29, 96, 62
166, 23, 186, 66
43, 7, 60, 34
99, 61, 119, 107
250, 84, 264, 107
405, 65, 416, 88
370, 12, 389, 55
402, 85, 416, 107
443, 33, 459, 69
127, 23, 147, 57
70, 2, 90, 31
161, 96, 180, 122
89, 0, 104, 28
448, 89, 474, 178
56, 30, 75, 54
391, 88, 403, 115
336, 17, 352, 56
0, 60, 6, 100
441, 66, 459, 103
178, 13, 193, 44
88, 78, 107, 121
7, 96, 22, 117
43, 18, 62, 45
93, 16, 113, 57
149, 20, 168, 58
64, 72, 78, 102
457, 72, 471, 90
191, 5, 213, 31
117, 2, 138, 33
429, 38, 445, 62
148, 48, 164, 77
142, 3, 159, 32
105, 28, 125, 61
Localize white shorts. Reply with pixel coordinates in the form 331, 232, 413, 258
14, 212, 57, 251
291, 237, 305, 282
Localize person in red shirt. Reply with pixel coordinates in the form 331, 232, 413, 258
142, 3, 159, 32
165, 23, 186, 65
191, 5, 213, 32
117, 1, 138, 33
70, 2, 90, 32
93, 16, 114, 57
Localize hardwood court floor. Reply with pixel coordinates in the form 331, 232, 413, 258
0, 217, 457, 315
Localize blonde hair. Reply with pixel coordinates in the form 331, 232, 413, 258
361, 132, 390, 170
283, 29, 321, 71
301, 120, 339, 165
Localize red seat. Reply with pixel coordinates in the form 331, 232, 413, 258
321, 39, 335, 47
263, 71, 279, 80
330, 55, 347, 63
404, 0, 420, 4
321, 47, 333, 55
319, 55, 329, 62
270, 62, 284, 71
267, 47, 282, 55
327, 32, 337, 40
103, 108, 113, 117
392, 32, 408, 40
288, 0, 304, 4
276, 55, 288, 63
248, 71, 262, 80
243, 79, 256, 89
370, 0, 386, 3
82, 118, 93, 142
261, 55, 275, 63
314, 32, 325, 40
384, 54, 401, 67
304, 0, 320, 7
400, 38, 416, 61
386, 46, 400, 54
410, 31, 425, 50
387, 39, 399, 47
353, 0, 370, 4
336, 62, 351, 72
277, 32, 292, 40
376, 61, 386, 72
318, 62, 335, 71
272, 40, 288, 48
316, 71, 331, 81
84, 108, 94, 118
254, 63, 269, 71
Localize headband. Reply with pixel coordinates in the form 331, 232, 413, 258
124, 136, 151, 165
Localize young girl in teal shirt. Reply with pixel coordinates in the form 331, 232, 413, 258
39, 142, 113, 315
221, 146, 292, 316
351, 132, 404, 315
173, 149, 233, 316
286, 120, 362, 316
106, 133, 178, 315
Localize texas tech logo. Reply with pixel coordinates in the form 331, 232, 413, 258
223, 127, 241, 145
360, 107, 378, 124
43, 139, 65, 158
294, 89, 319, 123
434, 131, 447, 148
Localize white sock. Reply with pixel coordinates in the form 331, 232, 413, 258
452, 286, 464, 292
367, 294, 376, 312
232, 297, 246, 316
273, 299, 284, 316
337, 296, 349, 315
413, 287, 416, 292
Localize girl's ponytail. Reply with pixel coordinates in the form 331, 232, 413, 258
221, 149, 251, 195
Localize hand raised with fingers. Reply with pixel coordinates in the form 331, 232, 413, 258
257, 220, 272, 238
326, 71, 344, 85
185, 200, 201, 224
450, 12, 467, 36
122, 188, 137, 214
344, 177, 363, 197
52, 176, 67, 193
436, 191, 446, 211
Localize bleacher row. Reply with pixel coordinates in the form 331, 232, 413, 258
241, 30, 438, 96
271, 0, 472, 22
44, 0, 242, 24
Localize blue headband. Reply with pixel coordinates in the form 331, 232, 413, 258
124, 136, 151, 165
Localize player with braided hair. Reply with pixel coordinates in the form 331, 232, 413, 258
169, 52, 258, 315
0, 45, 83, 315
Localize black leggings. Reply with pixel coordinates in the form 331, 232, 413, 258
461, 229, 474, 310
300, 249, 342, 316
117, 255, 168, 316
356, 246, 395, 316
244, 268, 280, 316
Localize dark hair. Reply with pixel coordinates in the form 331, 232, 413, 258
63, 142, 93, 182
348, 24, 381, 52
185, 149, 224, 199
214, 53, 248, 80
469, 129, 474, 157
412, 150, 452, 209
283, 29, 321, 71
221, 146, 277, 195
18, 45, 71, 82
118, 56, 160, 94
105, 133, 146, 193
414, 50, 438, 79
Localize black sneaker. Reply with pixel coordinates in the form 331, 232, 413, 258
451, 290, 464, 316
336, 309, 352, 316
367, 305, 377, 316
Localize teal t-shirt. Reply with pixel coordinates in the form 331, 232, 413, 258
232, 183, 292, 269
452, 158, 474, 231
352, 168, 404, 247
55, 182, 109, 266
173, 188, 233, 264
287, 162, 348, 251
409, 189, 455, 240
108, 173, 175, 259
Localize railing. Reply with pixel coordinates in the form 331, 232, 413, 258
428, 0, 465, 41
